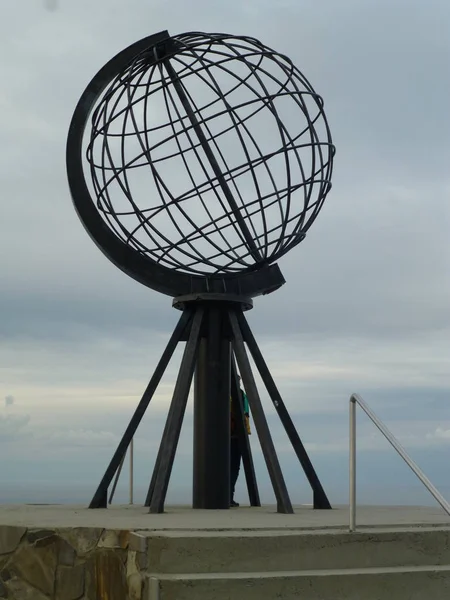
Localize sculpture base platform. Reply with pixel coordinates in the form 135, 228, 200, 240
1, 504, 450, 599
1, 503, 449, 530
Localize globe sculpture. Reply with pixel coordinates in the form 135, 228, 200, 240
67, 30, 335, 514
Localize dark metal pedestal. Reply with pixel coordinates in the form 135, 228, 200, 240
89, 294, 332, 514
193, 306, 231, 509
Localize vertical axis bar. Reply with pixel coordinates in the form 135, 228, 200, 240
129, 437, 134, 505
150, 307, 204, 514
230, 355, 260, 506
89, 310, 192, 508
349, 397, 356, 532
162, 56, 262, 263
238, 312, 331, 509
229, 310, 293, 514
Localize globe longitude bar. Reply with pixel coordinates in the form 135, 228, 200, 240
66, 30, 335, 512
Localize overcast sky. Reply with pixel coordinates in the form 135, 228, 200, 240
0, 0, 449, 508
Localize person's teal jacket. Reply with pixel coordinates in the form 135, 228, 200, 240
231, 390, 251, 435
242, 391, 249, 414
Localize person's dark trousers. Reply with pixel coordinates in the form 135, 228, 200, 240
230, 435, 242, 502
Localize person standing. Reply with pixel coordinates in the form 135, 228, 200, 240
230, 375, 251, 507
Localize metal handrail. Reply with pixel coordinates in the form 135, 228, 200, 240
108, 437, 134, 505
349, 393, 450, 532
129, 437, 134, 505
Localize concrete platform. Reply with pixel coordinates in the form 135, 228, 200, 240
1, 503, 450, 531
2, 504, 450, 599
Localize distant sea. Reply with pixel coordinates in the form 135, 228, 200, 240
1, 481, 449, 508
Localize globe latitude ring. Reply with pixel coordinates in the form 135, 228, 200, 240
66, 30, 334, 299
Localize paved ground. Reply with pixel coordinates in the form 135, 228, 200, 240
1, 504, 450, 531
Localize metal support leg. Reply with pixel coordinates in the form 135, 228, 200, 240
238, 312, 332, 510
230, 356, 260, 506
229, 310, 293, 514
150, 307, 204, 513
89, 310, 192, 508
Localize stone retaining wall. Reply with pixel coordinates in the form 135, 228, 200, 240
0, 525, 147, 600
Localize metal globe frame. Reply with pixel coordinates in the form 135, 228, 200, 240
66, 29, 334, 514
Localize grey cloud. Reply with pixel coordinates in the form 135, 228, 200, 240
0, 413, 31, 442
1, 0, 450, 499
46, 429, 121, 448
44, 0, 59, 11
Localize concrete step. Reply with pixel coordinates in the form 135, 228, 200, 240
141, 527, 450, 574
146, 565, 450, 600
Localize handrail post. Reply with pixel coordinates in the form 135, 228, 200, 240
349, 395, 356, 532
129, 437, 134, 505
